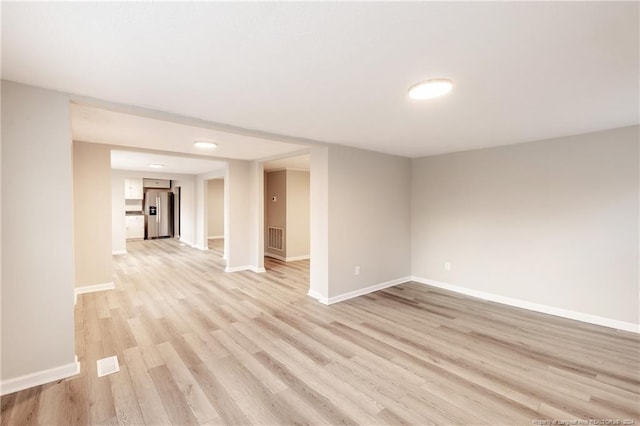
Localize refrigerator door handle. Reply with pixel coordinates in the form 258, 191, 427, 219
156, 196, 161, 223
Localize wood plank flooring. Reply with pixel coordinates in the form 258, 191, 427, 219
2, 238, 639, 425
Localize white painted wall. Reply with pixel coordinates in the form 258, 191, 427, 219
309, 146, 329, 300
207, 179, 224, 238
327, 145, 412, 299
411, 125, 640, 326
1, 81, 77, 385
225, 160, 252, 270
222, 160, 264, 272
249, 161, 265, 271
286, 170, 310, 259
73, 142, 112, 287
194, 176, 206, 250
111, 171, 127, 254
194, 168, 226, 251
174, 176, 196, 247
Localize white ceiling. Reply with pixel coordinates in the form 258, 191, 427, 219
111, 150, 226, 175
72, 104, 307, 161
3, 2, 638, 158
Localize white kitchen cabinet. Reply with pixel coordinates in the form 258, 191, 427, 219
124, 178, 143, 199
125, 215, 145, 239
143, 178, 171, 189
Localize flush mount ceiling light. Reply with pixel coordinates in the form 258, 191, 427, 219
147, 163, 164, 169
193, 140, 217, 149
408, 78, 454, 100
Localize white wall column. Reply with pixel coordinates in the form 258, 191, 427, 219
250, 161, 265, 272
308, 146, 330, 302
1, 81, 79, 394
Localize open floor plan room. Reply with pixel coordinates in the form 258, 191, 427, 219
2, 239, 638, 425
2, 2, 638, 425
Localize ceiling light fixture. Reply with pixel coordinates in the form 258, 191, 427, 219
408, 78, 454, 100
147, 163, 164, 169
193, 140, 217, 149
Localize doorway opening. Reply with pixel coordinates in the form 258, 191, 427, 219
206, 178, 225, 258
262, 154, 310, 268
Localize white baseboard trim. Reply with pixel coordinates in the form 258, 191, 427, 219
112, 250, 127, 255
308, 276, 412, 306
194, 245, 209, 251
265, 252, 310, 262
286, 254, 310, 262
179, 238, 194, 247
224, 265, 266, 274
75, 282, 115, 296
207, 235, 224, 239
307, 289, 329, 304
328, 276, 412, 304
1, 360, 80, 396
74, 282, 115, 304
264, 252, 285, 261
410, 276, 639, 334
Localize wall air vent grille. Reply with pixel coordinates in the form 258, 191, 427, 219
267, 227, 284, 251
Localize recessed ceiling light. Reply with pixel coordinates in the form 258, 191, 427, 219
408, 78, 454, 100
147, 163, 164, 169
194, 140, 217, 149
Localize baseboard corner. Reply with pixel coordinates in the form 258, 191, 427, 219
1, 360, 80, 396
75, 282, 115, 296
307, 289, 330, 305
326, 275, 412, 305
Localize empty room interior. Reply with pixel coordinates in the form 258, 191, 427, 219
1, 2, 638, 425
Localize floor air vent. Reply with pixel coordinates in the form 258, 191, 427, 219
97, 355, 120, 377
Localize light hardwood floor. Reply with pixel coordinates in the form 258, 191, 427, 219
2, 238, 639, 425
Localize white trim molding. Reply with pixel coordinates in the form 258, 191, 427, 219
411, 276, 639, 334
1, 360, 80, 396
75, 282, 115, 296
224, 265, 266, 274
74, 282, 115, 304
327, 276, 412, 304
265, 252, 310, 262
308, 276, 412, 305
207, 235, 224, 240
265, 252, 286, 261
307, 289, 329, 304
112, 250, 127, 255
179, 238, 194, 247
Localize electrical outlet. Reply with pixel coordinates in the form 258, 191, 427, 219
444, 262, 451, 271
354, 266, 360, 275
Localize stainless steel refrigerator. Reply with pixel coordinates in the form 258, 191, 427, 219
144, 190, 174, 239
